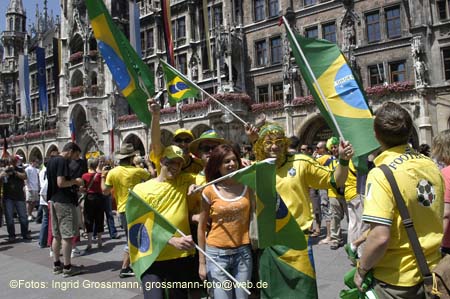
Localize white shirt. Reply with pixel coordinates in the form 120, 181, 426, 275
25, 165, 40, 191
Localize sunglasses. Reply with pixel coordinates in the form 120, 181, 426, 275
263, 139, 285, 147
174, 138, 192, 144
198, 145, 216, 153
300, 148, 308, 151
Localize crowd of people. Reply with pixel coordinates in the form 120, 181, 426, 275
0, 100, 448, 299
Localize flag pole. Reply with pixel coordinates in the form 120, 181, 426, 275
282, 17, 344, 140
175, 228, 251, 295
161, 60, 247, 125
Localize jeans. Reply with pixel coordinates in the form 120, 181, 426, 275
103, 194, 117, 238
206, 244, 252, 299
38, 205, 49, 247
3, 198, 29, 238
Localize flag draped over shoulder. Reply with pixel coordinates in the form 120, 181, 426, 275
86, 0, 154, 126
126, 191, 176, 281
160, 59, 200, 105
285, 25, 379, 171
36, 47, 48, 113
232, 159, 306, 250
259, 245, 318, 299
18, 54, 31, 117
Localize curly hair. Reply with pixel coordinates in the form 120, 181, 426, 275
253, 122, 290, 161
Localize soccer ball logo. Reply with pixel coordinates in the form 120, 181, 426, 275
416, 179, 436, 207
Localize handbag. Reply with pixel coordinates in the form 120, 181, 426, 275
379, 164, 450, 299
78, 173, 98, 204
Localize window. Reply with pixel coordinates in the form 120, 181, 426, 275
366, 11, 381, 42
258, 86, 269, 103
177, 54, 187, 75
390, 61, 406, 82
386, 7, 401, 38
255, 0, 265, 22
177, 17, 186, 40
322, 22, 336, 43
255, 40, 267, 66
272, 83, 283, 101
305, 26, 318, 39
437, 0, 450, 20
268, 0, 279, 18
443, 48, 450, 80
270, 36, 282, 64
146, 29, 154, 53
304, 0, 316, 6
368, 64, 384, 86
214, 5, 223, 28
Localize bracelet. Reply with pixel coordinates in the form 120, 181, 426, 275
339, 158, 349, 166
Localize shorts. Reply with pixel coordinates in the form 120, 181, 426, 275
51, 202, 79, 239
26, 190, 39, 202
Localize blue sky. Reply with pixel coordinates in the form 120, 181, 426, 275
0, 0, 60, 33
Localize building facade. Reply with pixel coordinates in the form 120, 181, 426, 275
0, 0, 449, 161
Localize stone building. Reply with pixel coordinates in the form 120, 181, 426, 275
0, 0, 449, 161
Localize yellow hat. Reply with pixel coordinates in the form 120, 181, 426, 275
173, 128, 194, 140
162, 145, 185, 162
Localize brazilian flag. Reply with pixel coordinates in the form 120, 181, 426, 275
87, 0, 154, 126
160, 59, 200, 105
284, 24, 379, 172
126, 190, 176, 281
260, 245, 318, 299
232, 159, 306, 250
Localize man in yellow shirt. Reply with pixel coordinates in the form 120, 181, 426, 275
247, 122, 354, 298
102, 143, 151, 278
354, 102, 444, 298
148, 99, 203, 175
133, 145, 196, 299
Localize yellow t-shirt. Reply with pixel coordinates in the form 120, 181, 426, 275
133, 173, 196, 261
202, 184, 250, 248
326, 157, 344, 199
150, 149, 203, 175
188, 171, 206, 215
276, 154, 337, 231
363, 145, 444, 286
104, 166, 151, 213
344, 159, 358, 202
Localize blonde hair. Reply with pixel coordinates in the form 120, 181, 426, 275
432, 129, 450, 165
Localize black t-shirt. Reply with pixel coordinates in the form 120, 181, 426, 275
3, 166, 26, 201
46, 156, 77, 205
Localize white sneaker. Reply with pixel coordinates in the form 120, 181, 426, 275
49, 249, 53, 257
71, 247, 83, 258
27, 216, 33, 221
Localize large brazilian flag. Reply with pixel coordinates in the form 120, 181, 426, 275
232, 159, 306, 250
87, 0, 154, 126
126, 191, 176, 281
285, 25, 379, 172
160, 59, 200, 106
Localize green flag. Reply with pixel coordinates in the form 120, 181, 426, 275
232, 159, 306, 250
87, 0, 154, 126
160, 59, 200, 105
125, 190, 176, 281
259, 245, 318, 299
284, 22, 379, 172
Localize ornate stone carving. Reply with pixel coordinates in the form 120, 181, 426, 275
411, 36, 428, 87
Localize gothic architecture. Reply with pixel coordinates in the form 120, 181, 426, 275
1, 0, 450, 161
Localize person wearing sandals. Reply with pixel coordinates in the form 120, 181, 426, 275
81, 158, 104, 250
197, 144, 252, 299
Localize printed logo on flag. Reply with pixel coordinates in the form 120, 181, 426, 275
128, 212, 155, 263
275, 193, 290, 232
168, 76, 191, 100
315, 55, 372, 119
